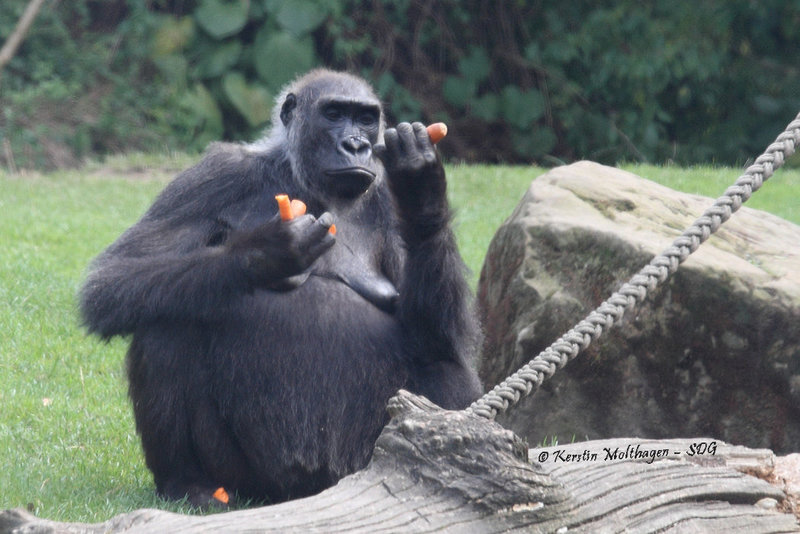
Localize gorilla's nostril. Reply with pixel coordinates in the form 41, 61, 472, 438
343, 136, 370, 155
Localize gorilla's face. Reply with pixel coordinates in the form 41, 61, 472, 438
313, 97, 382, 198
283, 76, 384, 201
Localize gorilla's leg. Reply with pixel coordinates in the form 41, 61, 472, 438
126, 328, 236, 507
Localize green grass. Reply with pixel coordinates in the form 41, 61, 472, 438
621, 163, 800, 224
448, 162, 800, 286
1, 157, 799, 522
0, 169, 182, 520
446, 164, 544, 285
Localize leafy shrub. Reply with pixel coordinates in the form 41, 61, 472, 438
148, 0, 331, 146
1, 0, 798, 169
329, 0, 800, 165
0, 1, 186, 168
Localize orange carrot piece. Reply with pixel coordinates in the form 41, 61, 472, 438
290, 198, 307, 217
426, 122, 448, 144
275, 194, 293, 220
276, 194, 336, 235
212, 486, 230, 504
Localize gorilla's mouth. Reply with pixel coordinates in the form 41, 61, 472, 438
325, 167, 376, 180
325, 167, 376, 197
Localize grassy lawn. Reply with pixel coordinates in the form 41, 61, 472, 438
1, 156, 799, 522
452, 161, 800, 286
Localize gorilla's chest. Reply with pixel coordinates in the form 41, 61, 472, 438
307, 236, 399, 313
220, 227, 404, 344
214, 194, 405, 372
213, 275, 408, 406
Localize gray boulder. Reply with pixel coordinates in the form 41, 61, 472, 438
478, 161, 800, 453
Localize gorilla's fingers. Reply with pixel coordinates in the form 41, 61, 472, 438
300, 212, 336, 260
384, 126, 400, 143
380, 122, 439, 180
373, 142, 387, 161
395, 122, 415, 155
308, 213, 336, 242
317, 212, 335, 229
411, 122, 437, 165
376, 127, 400, 167
307, 233, 336, 260
411, 121, 428, 143
285, 213, 316, 232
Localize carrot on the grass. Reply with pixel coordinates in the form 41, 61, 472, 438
212, 486, 230, 505
426, 122, 448, 144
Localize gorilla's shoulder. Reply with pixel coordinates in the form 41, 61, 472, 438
204, 140, 258, 162
198, 141, 276, 179
176, 142, 282, 188
147, 142, 283, 218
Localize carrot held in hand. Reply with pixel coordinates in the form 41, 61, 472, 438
290, 199, 307, 217
275, 194, 336, 234
275, 194, 293, 220
275, 195, 307, 220
426, 122, 448, 144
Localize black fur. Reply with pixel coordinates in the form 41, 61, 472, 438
79, 69, 482, 506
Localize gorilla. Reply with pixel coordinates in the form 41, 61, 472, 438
80, 69, 483, 507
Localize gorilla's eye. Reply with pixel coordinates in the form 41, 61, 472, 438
358, 111, 378, 126
323, 105, 344, 121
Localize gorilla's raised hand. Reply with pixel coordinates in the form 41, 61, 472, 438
375, 122, 448, 241
227, 212, 335, 289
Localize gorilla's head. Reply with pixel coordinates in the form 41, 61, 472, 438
274, 69, 385, 201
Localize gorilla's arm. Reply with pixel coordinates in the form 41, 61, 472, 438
81, 218, 244, 339
378, 123, 483, 407
80, 151, 334, 340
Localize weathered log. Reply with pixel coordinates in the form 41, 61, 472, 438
1, 391, 797, 533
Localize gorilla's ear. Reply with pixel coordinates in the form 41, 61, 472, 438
280, 93, 297, 127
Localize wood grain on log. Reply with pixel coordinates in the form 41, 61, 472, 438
1, 391, 797, 533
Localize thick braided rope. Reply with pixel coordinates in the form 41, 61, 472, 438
467, 112, 800, 421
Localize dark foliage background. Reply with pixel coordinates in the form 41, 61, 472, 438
1, 0, 799, 169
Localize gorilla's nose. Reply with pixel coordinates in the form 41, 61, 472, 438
340, 135, 371, 157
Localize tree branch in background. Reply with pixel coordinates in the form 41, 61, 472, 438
0, 0, 48, 86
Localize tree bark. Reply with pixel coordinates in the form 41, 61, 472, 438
0, 0, 48, 85
1, 390, 797, 533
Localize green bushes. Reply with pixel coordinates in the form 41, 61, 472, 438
148, 0, 332, 145
0, 1, 179, 168
1, 0, 798, 170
